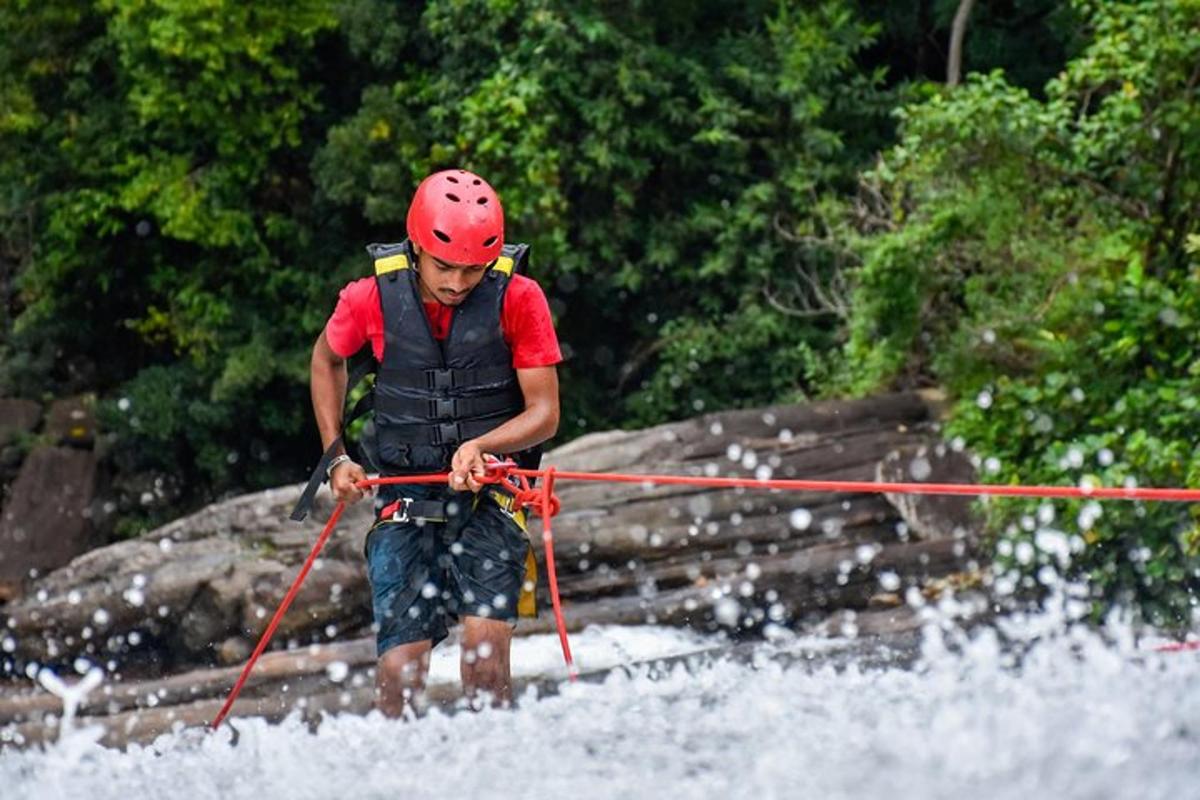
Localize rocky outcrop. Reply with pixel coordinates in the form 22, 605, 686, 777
0, 390, 991, 748
0, 446, 99, 599
0, 391, 982, 682
0, 396, 100, 601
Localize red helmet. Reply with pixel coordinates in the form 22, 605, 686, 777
406, 169, 504, 265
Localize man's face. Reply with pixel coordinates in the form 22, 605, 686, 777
413, 246, 490, 306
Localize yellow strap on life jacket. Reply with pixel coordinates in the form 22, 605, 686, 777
377, 251, 513, 277
374, 252, 410, 276
492, 255, 515, 276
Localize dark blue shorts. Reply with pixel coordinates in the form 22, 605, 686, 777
365, 483, 532, 656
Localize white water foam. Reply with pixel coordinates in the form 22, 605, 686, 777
1, 616, 1196, 800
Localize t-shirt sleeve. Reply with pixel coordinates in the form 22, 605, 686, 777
502, 276, 563, 369
323, 277, 377, 359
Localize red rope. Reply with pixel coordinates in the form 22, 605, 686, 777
538, 467, 577, 678
506, 468, 1200, 503
210, 463, 1200, 730
209, 500, 346, 731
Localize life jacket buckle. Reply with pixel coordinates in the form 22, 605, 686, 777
432, 421, 462, 445
424, 369, 455, 390
427, 397, 456, 419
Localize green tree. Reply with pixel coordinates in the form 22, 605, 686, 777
835, 0, 1200, 623
316, 0, 889, 428
1, 0, 340, 529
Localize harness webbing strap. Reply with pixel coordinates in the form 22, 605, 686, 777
377, 365, 515, 390
379, 417, 507, 447
374, 388, 521, 421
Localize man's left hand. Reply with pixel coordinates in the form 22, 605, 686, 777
450, 441, 490, 493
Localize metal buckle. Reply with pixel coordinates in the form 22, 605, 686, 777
390, 497, 413, 523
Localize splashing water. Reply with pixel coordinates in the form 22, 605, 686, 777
1, 609, 1196, 799
35, 664, 104, 733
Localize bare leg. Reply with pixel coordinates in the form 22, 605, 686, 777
376, 640, 432, 719
460, 617, 515, 708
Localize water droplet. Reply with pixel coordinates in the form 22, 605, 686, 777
909, 457, 932, 481
326, 661, 350, 683
788, 509, 812, 531
714, 598, 740, 627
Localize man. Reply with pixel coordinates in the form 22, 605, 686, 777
308, 169, 561, 717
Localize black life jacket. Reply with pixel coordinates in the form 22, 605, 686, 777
368, 239, 542, 475
290, 239, 543, 521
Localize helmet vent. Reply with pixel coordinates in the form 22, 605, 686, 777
472, 179, 482, 186
446, 176, 460, 184
477, 197, 488, 205
445, 193, 461, 202
482, 236, 498, 248
433, 229, 452, 243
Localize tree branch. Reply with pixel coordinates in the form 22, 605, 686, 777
947, 0, 978, 87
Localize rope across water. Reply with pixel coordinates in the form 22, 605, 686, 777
209, 461, 1200, 731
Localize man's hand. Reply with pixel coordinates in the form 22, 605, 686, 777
331, 460, 370, 504
450, 441, 489, 493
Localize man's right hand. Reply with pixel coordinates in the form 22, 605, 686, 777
330, 460, 369, 504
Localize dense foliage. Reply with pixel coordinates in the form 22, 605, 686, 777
839, 0, 1200, 624
2, 0, 1194, 622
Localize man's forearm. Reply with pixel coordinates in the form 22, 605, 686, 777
471, 404, 558, 456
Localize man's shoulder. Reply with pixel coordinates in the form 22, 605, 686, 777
338, 275, 380, 308
505, 273, 547, 300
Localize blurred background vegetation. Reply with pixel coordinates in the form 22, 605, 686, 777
1, 0, 1196, 624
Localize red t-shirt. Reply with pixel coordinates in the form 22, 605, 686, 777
324, 273, 562, 369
